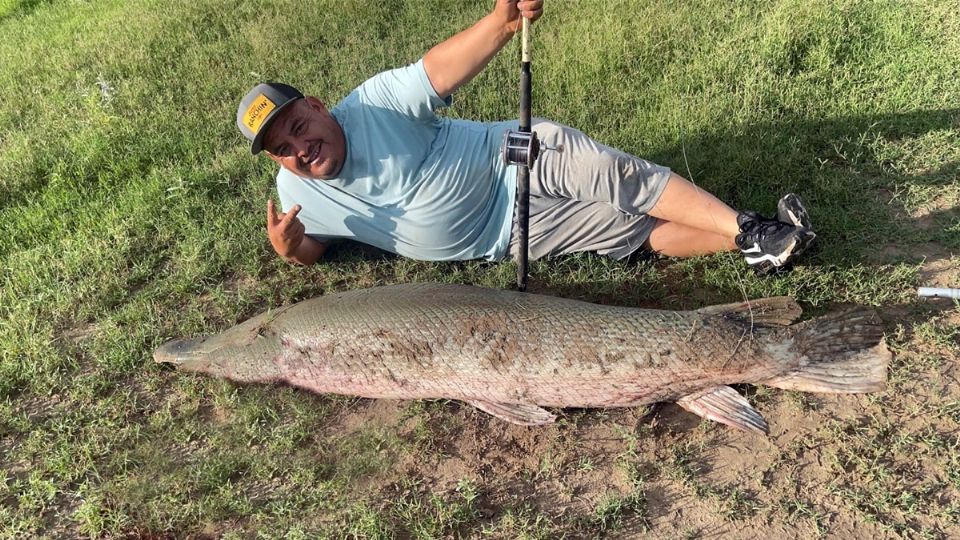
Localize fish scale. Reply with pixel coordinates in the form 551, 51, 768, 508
156, 282, 890, 433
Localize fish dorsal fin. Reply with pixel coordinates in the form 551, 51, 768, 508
466, 400, 557, 426
676, 385, 769, 434
696, 297, 801, 327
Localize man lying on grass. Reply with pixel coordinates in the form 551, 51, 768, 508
236, 0, 815, 275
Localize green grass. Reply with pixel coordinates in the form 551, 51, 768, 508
1, 0, 959, 537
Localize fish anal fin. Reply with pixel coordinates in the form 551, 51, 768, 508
466, 400, 556, 426
696, 297, 801, 327
676, 385, 769, 435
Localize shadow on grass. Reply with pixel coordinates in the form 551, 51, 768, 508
321, 240, 399, 263
648, 108, 960, 198
0, 0, 55, 23
647, 108, 959, 266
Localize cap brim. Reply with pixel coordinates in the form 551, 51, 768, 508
249, 98, 301, 155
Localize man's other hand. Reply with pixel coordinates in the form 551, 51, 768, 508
495, 0, 544, 32
267, 199, 305, 258
424, 0, 544, 98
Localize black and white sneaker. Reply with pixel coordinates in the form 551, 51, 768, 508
776, 193, 816, 261
736, 211, 816, 275
777, 193, 812, 229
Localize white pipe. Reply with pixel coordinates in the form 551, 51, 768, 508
918, 287, 960, 299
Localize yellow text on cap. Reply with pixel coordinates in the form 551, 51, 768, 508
244, 94, 276, 134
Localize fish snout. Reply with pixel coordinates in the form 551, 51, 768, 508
153, 337, 208, 365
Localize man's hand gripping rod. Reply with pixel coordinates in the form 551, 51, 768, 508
502, 16, 560, 291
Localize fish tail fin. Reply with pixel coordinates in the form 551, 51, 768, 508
764, 308, 890, 393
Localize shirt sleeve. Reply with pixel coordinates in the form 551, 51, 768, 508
355, 58, 452, 122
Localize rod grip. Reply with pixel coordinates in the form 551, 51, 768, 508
521, 17, 530, 62
519, 63, 531, 132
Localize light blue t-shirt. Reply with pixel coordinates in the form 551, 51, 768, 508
276, 59, 518, 261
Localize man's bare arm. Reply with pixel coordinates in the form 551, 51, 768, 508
422, 0, 543, 99
284, 234, 327, 265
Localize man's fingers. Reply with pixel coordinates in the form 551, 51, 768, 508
519, 0, 543, 20
267, 199, 279, 227
280, 204, 302, 226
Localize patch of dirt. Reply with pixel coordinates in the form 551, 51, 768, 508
875, 241, 957, 266
14, 393, 64, 423
59, 323, 99, 344
919, 255, 959, 287
321, 398, 407, 438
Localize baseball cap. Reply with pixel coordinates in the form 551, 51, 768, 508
237, 82, 304, 154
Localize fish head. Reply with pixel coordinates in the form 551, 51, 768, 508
153, 337, 210, 365
154, 319, 285, 384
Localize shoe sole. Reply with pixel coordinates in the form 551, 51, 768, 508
777, 194, 812, 229
744, 229, 816, 275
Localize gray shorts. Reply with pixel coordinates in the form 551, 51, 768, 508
507, 120, 671, 261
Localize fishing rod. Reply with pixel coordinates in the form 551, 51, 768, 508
502, 16, 560, 291
502, 17, 537, 292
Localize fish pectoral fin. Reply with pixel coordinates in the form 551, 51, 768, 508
676, 385, 769, 435
466, 400, 557, 426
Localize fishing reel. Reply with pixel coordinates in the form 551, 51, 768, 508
501, 129, 562, 168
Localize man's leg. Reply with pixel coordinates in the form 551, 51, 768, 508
508, 196, 657, 262
509, 192, 814, 268
529, 119, 816, 272
645, 219, 735, 257
646, 176, 816, 271
647, 173, 740, 239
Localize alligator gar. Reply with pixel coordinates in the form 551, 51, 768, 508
155, 283, 890, 433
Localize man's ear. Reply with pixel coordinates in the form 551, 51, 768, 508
264, 151, 284, 167
267, 152, 300, 175
304, 96, 327, 111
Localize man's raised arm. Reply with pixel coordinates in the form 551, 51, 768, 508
422, 0, 543, 99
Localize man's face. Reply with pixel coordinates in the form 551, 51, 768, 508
262, 97, 346, 180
